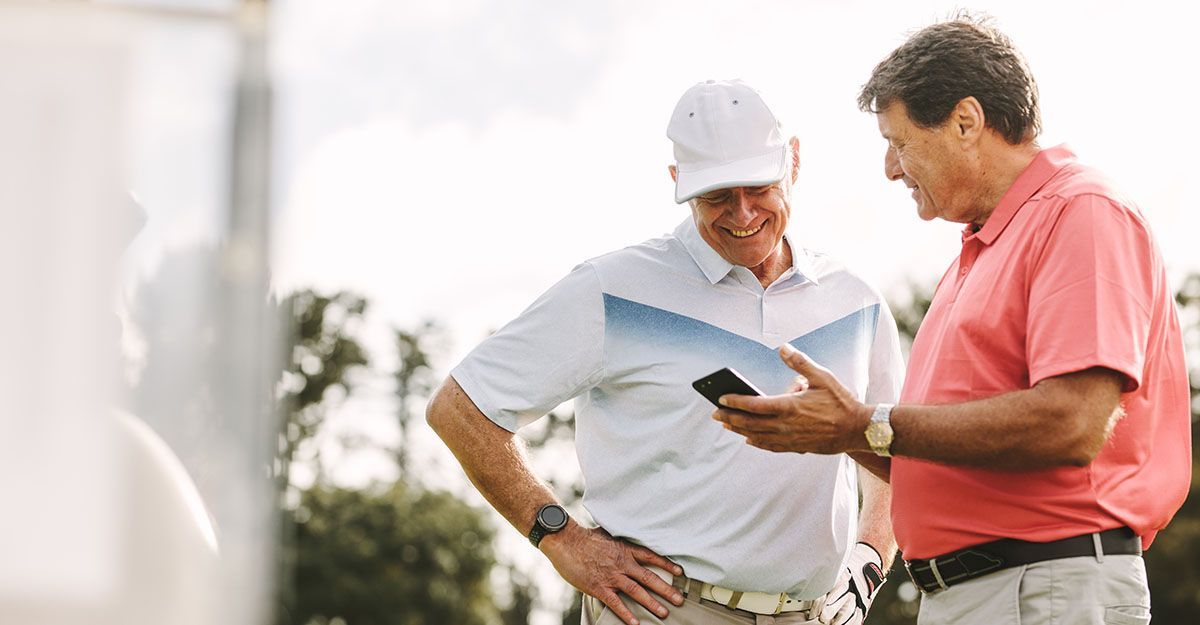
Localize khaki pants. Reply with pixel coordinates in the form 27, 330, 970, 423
917, 555, 1151, 625
581, 593, 821, 625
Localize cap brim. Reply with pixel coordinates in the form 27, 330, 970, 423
673, 146, 788, 204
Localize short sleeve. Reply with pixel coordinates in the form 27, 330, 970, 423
1026, 195, 1154, 391
866, 299, 905, 404
451, 262, 605, 432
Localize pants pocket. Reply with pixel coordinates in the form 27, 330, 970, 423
1103, 605, 1151, 625
918, 565, 1027, 625
582, 594, 611, 625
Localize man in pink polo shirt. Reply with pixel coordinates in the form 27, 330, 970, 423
713, 14, 1191, 625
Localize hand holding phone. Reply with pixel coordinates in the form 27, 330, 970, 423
692, 367, 764, 407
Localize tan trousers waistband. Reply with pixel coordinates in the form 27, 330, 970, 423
645, 566, 818, 617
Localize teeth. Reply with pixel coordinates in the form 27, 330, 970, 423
727, 224, 762, 238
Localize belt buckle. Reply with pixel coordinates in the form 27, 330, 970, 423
902, 557, 944, 593
773, 593, 785, 615
903, 559, 922, 590
908, 549, 1006, 594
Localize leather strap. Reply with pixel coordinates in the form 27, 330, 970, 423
905, 527, 1141, 593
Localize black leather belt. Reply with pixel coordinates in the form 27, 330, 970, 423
905, 527, 1141, 593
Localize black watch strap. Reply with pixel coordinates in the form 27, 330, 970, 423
528, 504, 569, 547
528, 524, 550, 548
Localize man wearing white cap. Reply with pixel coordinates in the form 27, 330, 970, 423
428, 79, 905, 625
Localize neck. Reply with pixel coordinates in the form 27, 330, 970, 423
971, 141, 1041, 227
749, 238, 793, 288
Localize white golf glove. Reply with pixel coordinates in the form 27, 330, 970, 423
818, 542, 887, 625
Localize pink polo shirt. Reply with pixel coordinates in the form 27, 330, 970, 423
892, 145, 1191, 559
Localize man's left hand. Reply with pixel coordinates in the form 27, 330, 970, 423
713, 344, 871, 454
818, 542, 888, 625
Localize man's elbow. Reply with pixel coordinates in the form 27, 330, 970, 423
1053, 407, 1119, 468
425, 378, 455, 436
1059, 441, 1101, 468
1032, 368, 1125, 468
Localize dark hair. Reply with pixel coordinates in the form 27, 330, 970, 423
857, 13, 1041, 144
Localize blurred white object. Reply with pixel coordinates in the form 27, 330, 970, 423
0, 2, 273, 624
1, 407, 221, 625
0, 1, 138, 610
107, 408, 221, 625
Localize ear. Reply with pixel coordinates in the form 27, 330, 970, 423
952, 96, 985, 143
668, 164, 678, 182
787, 136, 800, 183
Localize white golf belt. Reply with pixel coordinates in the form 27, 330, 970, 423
648, 566, 819, 616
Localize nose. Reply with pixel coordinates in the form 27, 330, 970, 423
729, 189, 755, 224
884, 146, 904, 182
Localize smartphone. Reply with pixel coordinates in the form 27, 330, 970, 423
692, 367, 764, 407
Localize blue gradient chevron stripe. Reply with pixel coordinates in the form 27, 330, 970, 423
603, 293, 879, 394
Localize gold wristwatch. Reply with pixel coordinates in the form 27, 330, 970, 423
865, 403, 895, 457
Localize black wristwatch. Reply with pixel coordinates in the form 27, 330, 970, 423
528, 503, 569, 548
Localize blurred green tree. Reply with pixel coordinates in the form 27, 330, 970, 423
286, 482, 500, 625
274, 296, 526, 625
275, 289, 370, 623
394, 321, 445, 475
276, 290, 370, 496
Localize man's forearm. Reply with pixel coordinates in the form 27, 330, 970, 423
889, 368, 1123, 470
426, 376, 558, 537
855, 465, 896, 570
427, 376, 686, 625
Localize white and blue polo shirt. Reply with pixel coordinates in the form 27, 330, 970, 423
452, 217, 904, 597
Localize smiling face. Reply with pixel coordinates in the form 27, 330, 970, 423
669, 136, 799, 283
877, 101, 980, 224
690, 181, 791, 270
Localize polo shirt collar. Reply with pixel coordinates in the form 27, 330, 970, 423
674, 217, 818, 286
971, 144, 1076, 245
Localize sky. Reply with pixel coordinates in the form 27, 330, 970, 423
262, 1, 1200, 620
272, 0, 1200, 364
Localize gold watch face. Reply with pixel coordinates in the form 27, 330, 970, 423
865, 421, 893, 456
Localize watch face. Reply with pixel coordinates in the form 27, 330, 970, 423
539, 505, 568, 530
866, 422, 893, 453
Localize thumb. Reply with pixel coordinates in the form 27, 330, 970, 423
779, 344, 826, 382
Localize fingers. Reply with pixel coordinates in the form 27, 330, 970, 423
833, 602, 861, 625
787, 374, 810, 393
552, 531, 683, 625
716, 392, 789, 414
779, 345, 830, 382
746, 439, 793, 453
628, 548, 684, 607
596, 589, 642, 625
713, 408, 779, 433
628, 565, 685, 606
616, 576, 670, 620
819, 575, 852, 624
820, 588, 852, 621
630, 545, 684, 578
822, 599, 850, 625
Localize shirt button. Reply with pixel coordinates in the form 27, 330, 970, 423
961, 267, 969, 275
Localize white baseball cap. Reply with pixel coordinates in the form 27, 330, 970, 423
666, 79, 788, 204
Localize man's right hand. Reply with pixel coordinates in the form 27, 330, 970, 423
540, 523, 685, 625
